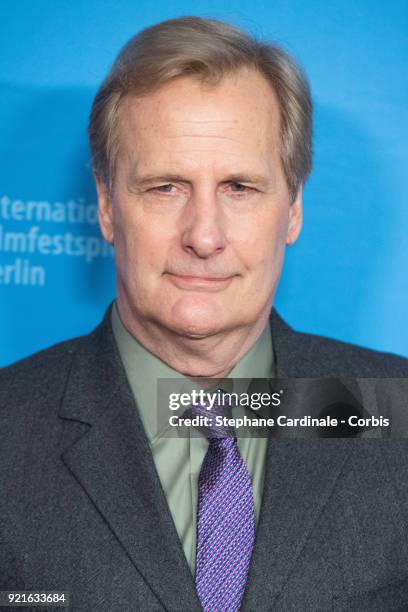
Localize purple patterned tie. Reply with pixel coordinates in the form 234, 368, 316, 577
194, 398, 255, 611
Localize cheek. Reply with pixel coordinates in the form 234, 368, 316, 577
232, 212, 289, 273
113, 205, 170, 269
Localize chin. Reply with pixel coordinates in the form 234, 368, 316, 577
167, 313, 223, 339
166, 296, 229, 338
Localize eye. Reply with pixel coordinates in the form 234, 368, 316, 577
153, 184, 175, 193
229, 182, 254, 194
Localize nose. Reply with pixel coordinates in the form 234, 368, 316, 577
181, 188, 226, 259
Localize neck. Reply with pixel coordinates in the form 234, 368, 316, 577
115, 301, 271, 378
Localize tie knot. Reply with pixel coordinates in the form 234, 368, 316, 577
208, 436, 237, 452
183, 390, 235, 439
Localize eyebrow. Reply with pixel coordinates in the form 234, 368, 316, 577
221, 173, 271, 186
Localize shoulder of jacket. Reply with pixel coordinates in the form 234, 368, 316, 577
0, 333, 91, 407
294, 328, 408, 376
270, 309, 408, 377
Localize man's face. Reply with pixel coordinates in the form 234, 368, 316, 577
97, 67, 302, 340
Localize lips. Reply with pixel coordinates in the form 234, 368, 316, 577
172, 274, 231, 281
165, 272, 235, 291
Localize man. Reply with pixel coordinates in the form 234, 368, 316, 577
1, 16, 407, 612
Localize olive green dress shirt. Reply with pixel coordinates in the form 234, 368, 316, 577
111, 302, 274, 574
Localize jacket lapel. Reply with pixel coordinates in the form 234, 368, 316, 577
58, 308, 201, 612
242, 438, 351, 608
241, 310, 353, 609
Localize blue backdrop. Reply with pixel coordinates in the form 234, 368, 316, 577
1, 0, 407, 366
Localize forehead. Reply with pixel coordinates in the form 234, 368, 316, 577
116, 67, 281, 172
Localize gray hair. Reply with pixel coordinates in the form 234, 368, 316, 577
88, 16, 312, 202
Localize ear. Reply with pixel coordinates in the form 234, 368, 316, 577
95, 174, 114, 244
286, 187, 303, 245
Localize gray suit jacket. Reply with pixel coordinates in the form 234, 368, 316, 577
1, 305, 408, 611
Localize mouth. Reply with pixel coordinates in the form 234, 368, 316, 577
165, 273, 236, 291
